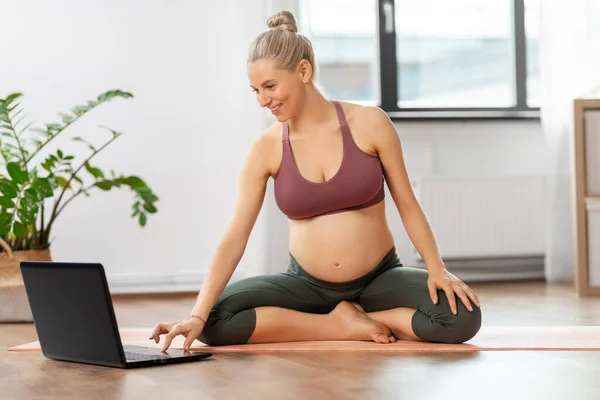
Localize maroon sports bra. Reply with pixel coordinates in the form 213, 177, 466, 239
273, 101, 385, 220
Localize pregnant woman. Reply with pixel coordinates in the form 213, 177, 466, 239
152, 10, 482, 351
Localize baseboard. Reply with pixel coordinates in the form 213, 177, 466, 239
412, 255, 546, 282
107, 270, 247, 294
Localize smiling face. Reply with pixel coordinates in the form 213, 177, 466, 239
248, 58, 311, 122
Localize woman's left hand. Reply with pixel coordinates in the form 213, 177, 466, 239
427, 266, 481, 314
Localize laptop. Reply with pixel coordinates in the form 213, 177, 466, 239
19, 261, 212, 368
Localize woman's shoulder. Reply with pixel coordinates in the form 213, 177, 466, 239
336, 101, 390, 129
248, 122, 283, 176
256, 122, 284, 154
249, 121, 282, 148
262, 121, 284, 139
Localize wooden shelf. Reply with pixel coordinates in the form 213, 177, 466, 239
574, 100, 600, 297
574, 98, 600, 109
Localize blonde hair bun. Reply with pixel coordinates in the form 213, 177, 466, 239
267, 10, 298, 33
248, 10, 315, 79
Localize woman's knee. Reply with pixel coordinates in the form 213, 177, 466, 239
448, 304, 482, 343
413, 301, 482, 344
199, 308, 257, 346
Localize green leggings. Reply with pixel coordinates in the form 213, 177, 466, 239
199, 246, 482, 345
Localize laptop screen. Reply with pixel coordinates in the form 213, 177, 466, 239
20, 262, 125, 367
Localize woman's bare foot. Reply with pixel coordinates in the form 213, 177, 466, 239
330, 301, 396, 344
351, 302, 418, 342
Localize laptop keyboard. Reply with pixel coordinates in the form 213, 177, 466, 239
124, 351, 170, 361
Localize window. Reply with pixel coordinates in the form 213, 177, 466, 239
298, 0, 540, 119
298, 0, 379, 104
525, 0, 540, 108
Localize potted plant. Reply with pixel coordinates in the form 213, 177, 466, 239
0, 90, 158, 322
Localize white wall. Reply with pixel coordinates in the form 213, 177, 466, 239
1, 0, 546, 292
1, 0, 274, 292
391, 120, 546, 264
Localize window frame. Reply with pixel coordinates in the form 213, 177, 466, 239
377, 0, 539, 120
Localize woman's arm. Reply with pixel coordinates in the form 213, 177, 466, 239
190, 132, 274, 320
362, 106, 481, 313
365, 107, 446, 271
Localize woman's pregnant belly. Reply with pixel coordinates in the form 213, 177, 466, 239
288, 201, 395, 282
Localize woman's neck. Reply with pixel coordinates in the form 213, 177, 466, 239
287, 85, 337, 134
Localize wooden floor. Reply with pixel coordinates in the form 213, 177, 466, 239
2, 280, 600, 400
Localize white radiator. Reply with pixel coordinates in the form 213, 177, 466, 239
412, 176, 546, 260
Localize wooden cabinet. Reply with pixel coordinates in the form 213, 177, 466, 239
574, 99, 600, 296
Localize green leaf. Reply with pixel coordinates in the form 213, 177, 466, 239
47, 175, 59, 190
0, 178, 18, 198
139, 190, 158, 203
29, 166, 39, 180
18, 197, 38, 225
124, 176, 146, 188
139, 213, 147, 226
30, 127, 48, 136
25, 176, 53, 202
84, 162, 104, 179
0, 212, 12, 224
4, 93, 23, 107
143, 203, 157, 213
18, 209, 35, 225
59, 113, 74, 124
97, 90, 134, 103
72, 106, 87, 116
41, 155, 58, 170
19, 196, 37, 213
23, 188, 38, 201
63, 155, 74, 160
0, 197, 15, 208
6, 162, 28, 185
46, 123, 62, 132
28, 139, 43, 147
36, 177, 54, 198
13, 221, 25, 238
57, 149, 63, 158
95, 181, 112, 190
0, 223, 10, 235
56, 176, 70, 188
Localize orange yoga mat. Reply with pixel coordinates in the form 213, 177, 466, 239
7, 326, 600, 352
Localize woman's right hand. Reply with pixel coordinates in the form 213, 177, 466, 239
150, 316, 206, 352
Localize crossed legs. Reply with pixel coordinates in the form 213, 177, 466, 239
199, 265, 481, 346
